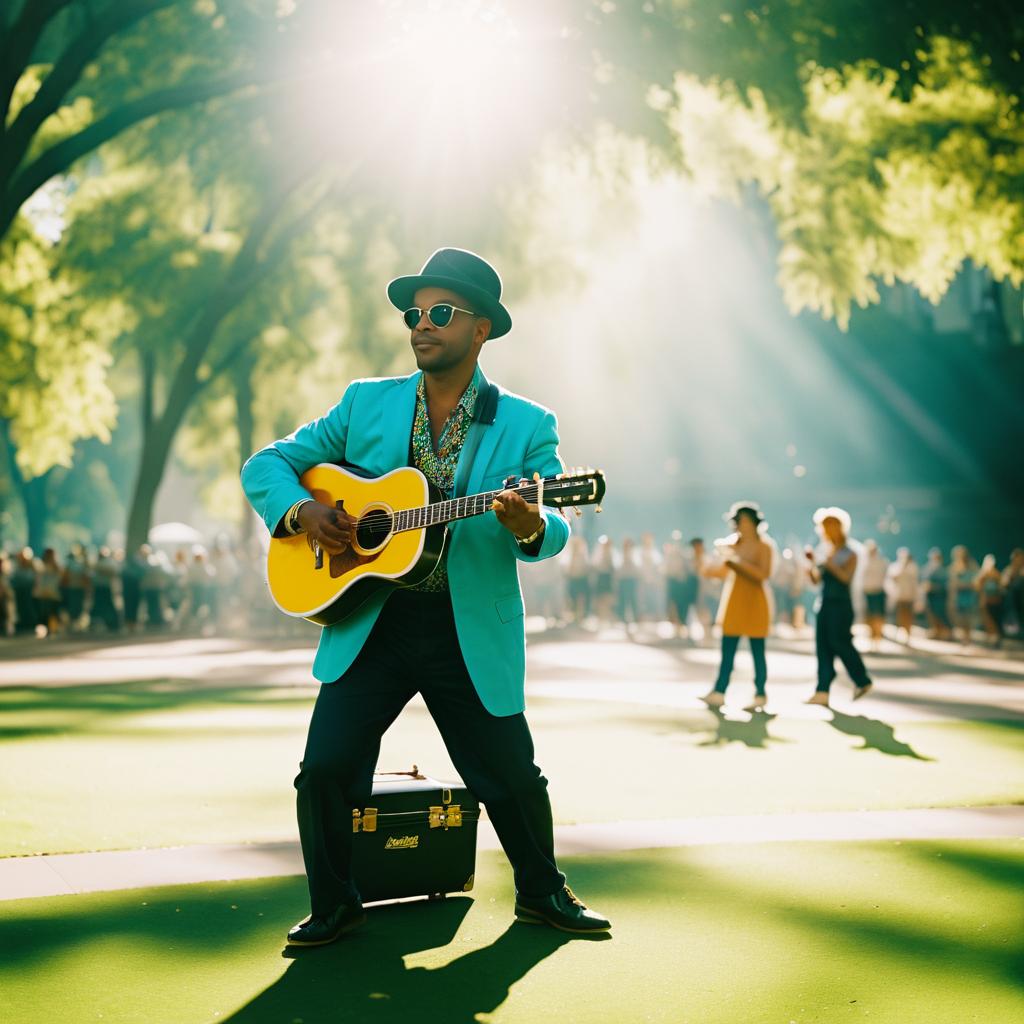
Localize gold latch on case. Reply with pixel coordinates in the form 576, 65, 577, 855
352, 807, 378, 833
429, 804, 462, 829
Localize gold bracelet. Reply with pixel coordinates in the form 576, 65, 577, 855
286, 499, 312, 534
516, 520, 546, 546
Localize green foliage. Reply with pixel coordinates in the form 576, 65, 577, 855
0, 213, 129, 477
657, 37, 1024, 327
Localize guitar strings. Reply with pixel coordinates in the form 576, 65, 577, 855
351, 482, 587, 535
358, 485, 543, 535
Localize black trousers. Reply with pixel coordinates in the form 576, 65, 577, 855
295, 589, 565, 916
815, 599, 872, 692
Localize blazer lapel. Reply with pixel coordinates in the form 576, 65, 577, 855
462, 413, 505, 497
380, 373, 419, 472
454, 368, 504, 499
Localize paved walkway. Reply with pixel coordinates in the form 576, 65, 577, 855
3, 805, 1021, 902
3, 630, 1021, 725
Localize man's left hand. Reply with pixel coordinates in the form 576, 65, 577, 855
492, 482, 544, 540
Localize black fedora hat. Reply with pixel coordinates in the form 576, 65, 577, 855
387, 247, 512, 339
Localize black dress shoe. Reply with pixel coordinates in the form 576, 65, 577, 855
514, 885, 611, 933
286, 900, 366, 947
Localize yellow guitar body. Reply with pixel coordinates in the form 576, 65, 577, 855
267, 464, 434, 624
265, 463, 605, 626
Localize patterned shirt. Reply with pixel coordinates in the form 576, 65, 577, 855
407, 366, 481, 592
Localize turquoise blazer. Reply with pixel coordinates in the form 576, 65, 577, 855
240, 369, 570, 716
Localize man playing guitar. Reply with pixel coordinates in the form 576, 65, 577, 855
241, 247, 611, 946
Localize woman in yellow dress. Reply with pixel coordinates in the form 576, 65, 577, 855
700, 502, 776, 711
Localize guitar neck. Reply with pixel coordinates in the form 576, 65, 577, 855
392, 484, 545, 534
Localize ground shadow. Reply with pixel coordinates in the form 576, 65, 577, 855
827, 711, 934, 760
3, 846, 1021, 1019
0, 631, 316, 664
907, 839, 1024, 902
0, 876, 309, 973
0, 679, 318, 741
697, 709, 789, 750
226, 903, 594, 1024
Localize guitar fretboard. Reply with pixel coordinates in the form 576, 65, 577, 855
392, 484, 543, 534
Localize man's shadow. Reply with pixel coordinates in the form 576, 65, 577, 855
828, 710, 933, 760
224, 897, 607, 1023
697, 709, 788, 750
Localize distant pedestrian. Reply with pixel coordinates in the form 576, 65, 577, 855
33, 548, 63, 637
139, 544, 169, 628
921, 547, 951, 640
122, 547, 145, 631
976, 555, 1005, 646
187, 546, 216, 627
700, 502, 775, 712
617, 537, 641, 629
860, 539, 888, 646
591, 536, 617, 626
564, 536, 591, 624
692, 537, 721, 640
771, 547, 798, 628
805, 507, 873, 707
0, 552, 14, 636
62, 544, 92, 632
637, 533, 665, 622
90, 546, 123, 633
885, 547, 919, 644
12, 548, 37, 635
663, 531, 695, 638
949, 546, 978, 644
1002, 549, 1024, 637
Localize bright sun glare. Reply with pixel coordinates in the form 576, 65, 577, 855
297, 0, 562, 178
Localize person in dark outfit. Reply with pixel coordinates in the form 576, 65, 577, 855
241, 247, 610, 947
805, 507, 873, 707
11, 548, 38, 634
90, 546, 123, 634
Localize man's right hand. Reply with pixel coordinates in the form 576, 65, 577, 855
298, 501, 354, 553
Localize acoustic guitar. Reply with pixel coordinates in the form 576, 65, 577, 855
267, 464, 606, 625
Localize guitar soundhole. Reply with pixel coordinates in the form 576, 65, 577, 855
355, 508, 393, 551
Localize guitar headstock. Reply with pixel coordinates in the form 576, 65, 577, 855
540, 467, 606, 512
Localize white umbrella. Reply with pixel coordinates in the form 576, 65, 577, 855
148, 521, 204, 546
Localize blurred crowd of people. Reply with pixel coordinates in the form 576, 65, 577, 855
1, 528, 1022, 649
522, 531, 1024, 648
0, 539, 278, 639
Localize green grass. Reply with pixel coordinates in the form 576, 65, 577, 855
2, 840, 1022, 1024
1, 680, 1022, 855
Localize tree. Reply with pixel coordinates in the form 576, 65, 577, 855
654, 36, 1024, 327
0, 0, 302, 242
0, 205, 130, 547
0, 0, 326, 549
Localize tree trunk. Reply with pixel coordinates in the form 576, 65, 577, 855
123, 346, 155, 550
124, 401, 181, 552
232, 347, 256, 543
122, 173, 324, 550
1, 417, 50, 552
23, 473, 49, 553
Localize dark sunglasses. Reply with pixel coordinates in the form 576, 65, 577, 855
402, 303, 478, 330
